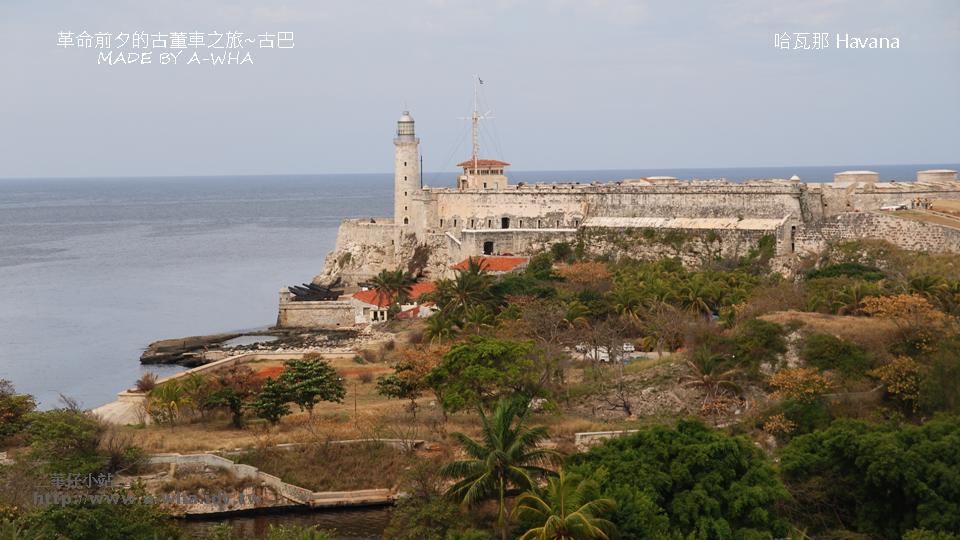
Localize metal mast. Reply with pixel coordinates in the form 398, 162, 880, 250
472, 75, 480, 170
466, 75, 492, 170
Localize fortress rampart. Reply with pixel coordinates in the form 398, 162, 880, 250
286, 110, 960, 328
313, 175, 960, 288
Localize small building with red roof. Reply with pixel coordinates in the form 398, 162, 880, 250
457, 158, 510, 190
349, 281, 436, 323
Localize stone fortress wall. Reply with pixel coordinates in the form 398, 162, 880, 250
315, 171, 960, 288
283, 111, 960, 328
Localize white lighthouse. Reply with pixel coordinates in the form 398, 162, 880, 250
394, 111, 419, 227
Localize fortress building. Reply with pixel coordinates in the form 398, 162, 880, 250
277, 93, 960, 328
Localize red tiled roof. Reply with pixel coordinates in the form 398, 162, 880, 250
452, 256, 529, 273
457, 159, 511, 168
395, 305, 422, 320
352, 281, 436, 308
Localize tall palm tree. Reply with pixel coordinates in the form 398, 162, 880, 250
370, 268, 412, 307
441, 398, 559, 540
513, 470, 619, 540
435, 258, 494, 315
425, 312, 459, 343
459, 304, 495, 334
609, 289, 643, 323
909, 275, 948, 305
563, 300, 590, 328
679, 347, 742, 403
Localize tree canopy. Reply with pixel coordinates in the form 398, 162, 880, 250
779, 415, 960, 537
566, 420, 790, 539
425, 337, 542, 413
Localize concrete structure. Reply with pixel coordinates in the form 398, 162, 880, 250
833, 170, 880, 183
280, 101, 960, 327
918, 169, 959, 183
147, 442, 414, 514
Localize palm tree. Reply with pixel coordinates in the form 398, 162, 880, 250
434, 258, 494, 315
460, 304, 495, 334
425, 312, 459, 343
909, 275, 947, 305
679, 347, 742, 403
513, 470, 619, 540
563, 300, 590, 328
370, 268, 412, 307
609, 288, 643, 323
441, 398, 559, 540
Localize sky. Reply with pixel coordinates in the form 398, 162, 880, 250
0, 0, 958, 178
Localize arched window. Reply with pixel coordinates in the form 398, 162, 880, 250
403, 217, 409, 225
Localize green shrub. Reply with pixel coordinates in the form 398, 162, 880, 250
801, 333, 873, 377
567, 420, 790, 539
25, 409, 107, 475
524, 252, 556, 280
0, 380, 35, 439
919, 339, 960, 414
732, 318, 786, 374
550, 242, 573, 263
805, 262, 885, 281
779, 415, 960, 537
383, 495, 491, 540
17, 501, 180, 540
768, 398, 833, 436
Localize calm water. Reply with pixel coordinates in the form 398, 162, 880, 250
178, 507, 392, 539
1, 164, 957, 409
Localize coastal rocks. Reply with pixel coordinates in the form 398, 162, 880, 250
140, 328, 371, 368
140, 333, 242, 365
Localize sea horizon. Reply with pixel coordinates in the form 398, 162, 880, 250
2, 161, 958, 183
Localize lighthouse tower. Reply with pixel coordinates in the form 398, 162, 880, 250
394, 111, 419, 227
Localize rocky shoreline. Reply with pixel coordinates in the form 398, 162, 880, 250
139, 327, 388, 367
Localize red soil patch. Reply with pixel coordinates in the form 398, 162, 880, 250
254, 366, 285, 380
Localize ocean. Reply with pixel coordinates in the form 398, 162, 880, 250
1, 163, 957, 409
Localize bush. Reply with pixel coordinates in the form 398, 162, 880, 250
16, 501, 180, 540
383, 495, 491, 540
766, 398, 833, 436
25, 409, 107, 475
550, 242, 573, 263
779, 415, 960, 537
134, 373, 157, 392
0, 379, 35, 439
869, 356, 923, 412
805, 262, 885, 281
801, 333, 873, 377
732, 318, 785, 374
248, 378, 291, 424
768, 368, 832, 403
566, 420, 790, 539
918, 338, 960, 414
424, 337, 542, 413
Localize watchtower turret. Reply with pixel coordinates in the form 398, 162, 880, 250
394, 111, 420, 227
